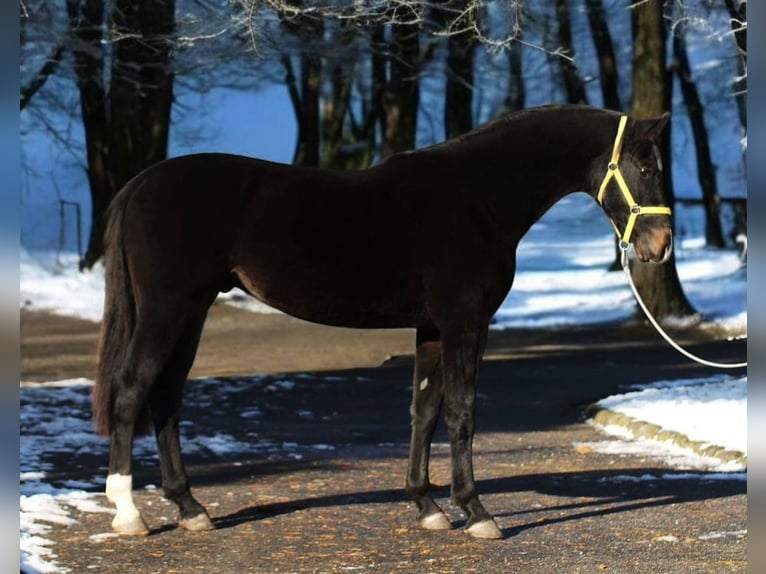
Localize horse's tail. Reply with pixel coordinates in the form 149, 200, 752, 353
92, 189, 151, 437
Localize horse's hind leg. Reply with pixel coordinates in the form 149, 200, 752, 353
106, 321, 175, 535
149, 302, 214, 531
106, 301, 209, 534
406, 326, 451, 531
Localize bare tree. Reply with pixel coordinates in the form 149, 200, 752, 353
671, 19, 725, 248
283, 55, 322, 166
321, 24, 380, 170
64, 0, 176, 269
553, 0, 587, 104
66, 0, 109, 270
20, 0, 62, 110
381, 18, 422, 157
629, 0, 696, 320
505, 38, 525, 111
583, 0, 624, 269
20, 44, 65, 110
584, 0, 620, 110
723, 0, 746, 131
24, 0, 745, 276
442, 0, 477, 138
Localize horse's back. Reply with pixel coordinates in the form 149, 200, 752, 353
111, 153, 430, 327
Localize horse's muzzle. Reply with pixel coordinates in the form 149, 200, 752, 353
635, 228, 673, 264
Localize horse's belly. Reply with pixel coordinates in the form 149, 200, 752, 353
232, 265, 419, 329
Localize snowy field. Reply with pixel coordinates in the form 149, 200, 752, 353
20, 191, 747, 573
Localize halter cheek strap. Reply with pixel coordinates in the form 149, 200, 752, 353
597, 115, 672, 251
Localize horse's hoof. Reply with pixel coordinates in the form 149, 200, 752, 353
112, 514, 150, 536
466, 519, 502, 539
420, 511, 452, 531
179, 512, 215, 532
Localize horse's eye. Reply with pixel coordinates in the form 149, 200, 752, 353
640, 167, 650, 178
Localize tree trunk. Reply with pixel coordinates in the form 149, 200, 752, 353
320, 24, 375, 170
672, 24, 725, 248
585, 0, 620, 110
294, 49, 322, 167
66, 0, 109, 270
444, 1, 476, 139
444, 33, 475, 139
20, 43, 65, 110
586, 0, 622, 271
505, 39, 525, 112
369, 25, 388, 161
629, 0, 696, 321
322, 61, 350, 169
107, 0, 176, 185
583, 0, 623, 268
283, 50, 322, 168
554, 0, 587, 104
279, 3, 323, 167
323, 59, 377, 170
381, 21, 420, 158
68, 0, 176, 269
723, 0, 746, 130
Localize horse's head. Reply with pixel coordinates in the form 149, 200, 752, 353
594, 113, 673, 264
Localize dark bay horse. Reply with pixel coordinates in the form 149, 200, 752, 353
94, 104, 672, 539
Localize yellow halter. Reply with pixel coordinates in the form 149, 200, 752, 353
597, 115, 672, 251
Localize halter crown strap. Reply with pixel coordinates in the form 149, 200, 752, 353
597, 115, 672, 250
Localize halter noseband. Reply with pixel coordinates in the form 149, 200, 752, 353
597, 115, 672, 251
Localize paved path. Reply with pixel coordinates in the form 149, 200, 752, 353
32, 325, 746, 573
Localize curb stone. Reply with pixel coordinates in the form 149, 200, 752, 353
584, 404, 747, 468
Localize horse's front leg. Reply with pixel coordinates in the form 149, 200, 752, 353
406, 326, 451, 530
441, 322, 502, 539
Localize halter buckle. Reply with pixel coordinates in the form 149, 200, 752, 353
631, 205, 641, 214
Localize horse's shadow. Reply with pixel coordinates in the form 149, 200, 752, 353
484, 469, 746, 538
207, 467, 745, 538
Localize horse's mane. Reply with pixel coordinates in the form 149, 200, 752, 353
383, 104, 620, 163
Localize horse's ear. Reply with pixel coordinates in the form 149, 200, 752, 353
634, 112, 670, 142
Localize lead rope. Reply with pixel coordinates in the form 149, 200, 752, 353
620, 249, 746, 369
600, 115, 746, 370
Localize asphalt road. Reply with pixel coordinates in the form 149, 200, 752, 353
29, 315, 746, 574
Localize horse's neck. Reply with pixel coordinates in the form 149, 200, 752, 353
472, 108, 618, 239
503, 107, 614, 183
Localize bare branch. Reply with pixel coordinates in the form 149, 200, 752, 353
228, 1, 564, 58
20, 43, 65, 110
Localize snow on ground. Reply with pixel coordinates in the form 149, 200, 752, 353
19, 195, 747, 573
580, 375, 746, 475
19, 375, 342, 573
597, 375, 747, 456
